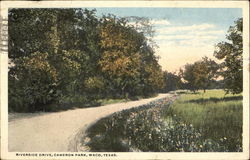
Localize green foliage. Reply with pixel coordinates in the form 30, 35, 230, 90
82, 92, 240, 152
182, 57, 218, 92
9, 52, 58, 112
214, 18, 243, 94
165, 90, 242, 151
162, 71, 182, 92
98, 15, 164, 98
8, 8, 163, 112
84, 76, 105, 99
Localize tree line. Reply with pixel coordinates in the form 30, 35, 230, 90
8, 8, 243, 112
8, 8, 164, 112
162, 18, 243, 94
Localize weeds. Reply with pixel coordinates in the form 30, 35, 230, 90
81, 90, 242, 152
167, 90, 242, 151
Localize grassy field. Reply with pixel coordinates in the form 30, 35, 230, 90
165, 89, 242, 151
81, 89, 242, 152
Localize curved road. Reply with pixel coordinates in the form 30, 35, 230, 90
9, 93, 172, 152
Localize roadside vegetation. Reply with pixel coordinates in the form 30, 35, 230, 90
165, 90, 242, 151
82, 90, 242, 152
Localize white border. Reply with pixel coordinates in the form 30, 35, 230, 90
0, 1, 249, 160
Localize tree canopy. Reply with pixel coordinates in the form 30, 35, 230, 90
8, 8, 164, 112
214, 18, 243, 94
181, 57, 218, 93
161, 71, 182, 93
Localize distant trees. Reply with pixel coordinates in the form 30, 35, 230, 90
175, 18, 243, 94
161, 72, 182, 92
161, 56, 219, 93
182, 57, 218, 93
8, 8, 164, 112
214, 18, 243, 94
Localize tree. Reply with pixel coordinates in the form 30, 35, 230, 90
214, 18, 243, 94
9, 52, 58, 111
98, 15, 164, 98
182, 63, 198, 92
193, 57, 219, 92
162, 71, 182, 92
8, 8, 164, 111
182, 57, 218, 92
98, 16, 143, 97
142, 60, 164, 95
8, 8, 102, 111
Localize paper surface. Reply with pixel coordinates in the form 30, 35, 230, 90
0, 1, 249, 160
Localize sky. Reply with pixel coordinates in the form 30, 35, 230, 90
92, 8, 242, 72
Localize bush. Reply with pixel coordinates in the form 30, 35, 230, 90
8, 52, 58, 112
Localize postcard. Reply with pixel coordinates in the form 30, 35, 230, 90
0, 1, 249, 160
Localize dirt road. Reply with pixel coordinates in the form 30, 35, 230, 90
9, 93, 171, 152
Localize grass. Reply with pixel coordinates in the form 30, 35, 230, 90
80, 89, 242, 152
34, 93, 154, 112
165, 89, 242, 151
97, 94, 157, 105
97, 98, 129, 105
39, 97, 130, 112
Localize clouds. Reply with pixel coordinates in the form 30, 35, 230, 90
127, 18, 227, 72
155, 35, 218, 41
150, 19, 171, 26
127, 19, 171, 30
154, 22, 225, 47
152, 20, 225, 71
156, 23, 215, 34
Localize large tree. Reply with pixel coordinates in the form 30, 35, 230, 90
192, 57, 219, 92
214, 18, 243, 94
98, 15, 164, 98
182, 57, 218, 92
182, 63, 198, 92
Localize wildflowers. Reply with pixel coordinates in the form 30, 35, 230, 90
81, 95, 241, 152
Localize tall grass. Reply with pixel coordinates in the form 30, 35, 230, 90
80, 90, 242, 152
165, 89, 242, 151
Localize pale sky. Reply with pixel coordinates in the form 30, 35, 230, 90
93, 8, 242, 72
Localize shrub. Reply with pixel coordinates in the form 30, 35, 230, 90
9, 52, 58, 112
